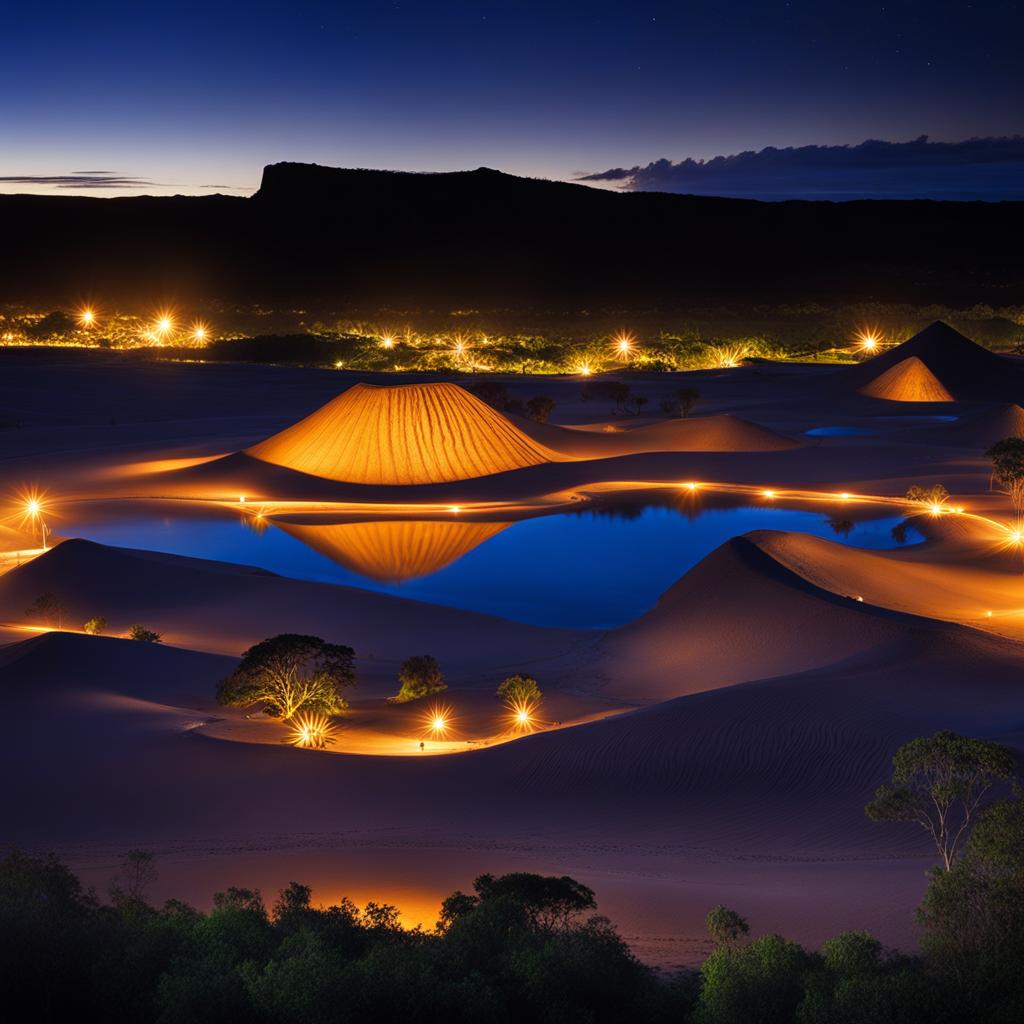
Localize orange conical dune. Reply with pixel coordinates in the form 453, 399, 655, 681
246, 382, 561, 484
858, 356, 954, 402
277, 519, 510, 582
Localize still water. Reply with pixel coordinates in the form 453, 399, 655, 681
66, 502, 921, 629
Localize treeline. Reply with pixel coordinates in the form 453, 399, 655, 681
2, 828, 1022, 1023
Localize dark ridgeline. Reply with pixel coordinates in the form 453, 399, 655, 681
1, 162, 1023, 311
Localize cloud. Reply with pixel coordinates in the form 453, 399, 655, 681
0, 171, 156, 189
579, 136, 1024, 201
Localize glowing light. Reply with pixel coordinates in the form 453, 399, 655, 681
578, 362, 593, 376
614, 334, 634, 359
192, 323, 208, 342
712, 344, 748, 369
856, 329, 882, 354
505, 697, 540, 734
422, 703, 454, 739
79, 308, 95, 327
838, 492, 851, 501
928, 503, 945, 517
238, 494, 246, 504
155, 316, 173, 335
289, 712, 336, 749
381, 335, 396, 349
449, 505, 461, 514
334, 360, 344, 369
684, 482, 699, 492
762, 489, 776, 499
16, 488, 51, 550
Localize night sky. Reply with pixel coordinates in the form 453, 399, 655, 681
4, 1, 1023, 198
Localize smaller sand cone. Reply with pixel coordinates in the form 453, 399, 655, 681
859, 356, 954, 402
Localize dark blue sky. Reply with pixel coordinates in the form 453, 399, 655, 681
3, 1, 1023, 197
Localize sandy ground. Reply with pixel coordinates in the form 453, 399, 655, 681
2, 328, 1024, 968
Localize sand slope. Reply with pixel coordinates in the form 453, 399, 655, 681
595, 531, 975, 702
518, 412, 799, 455
247, 381, 560, 484
858, 356, 954, 402
0, 539, 585, 676
928, 402, 1024, 449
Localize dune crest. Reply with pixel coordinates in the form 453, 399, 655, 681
276, 519, 510, 582
858, 355, 954, 402
247, 382, 560, 484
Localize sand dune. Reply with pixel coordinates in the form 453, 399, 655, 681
0, 539, 585, 676
247, 381, 560, 484
858, 356, 954, 402
274, 518, 510, 582
595, 533, 920, 701
927, 402, 1024, 449
518, 412, 798, 455
839, 320, 1024, 401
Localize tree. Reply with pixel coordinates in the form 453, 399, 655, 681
110, 850, 158, 905
83, 616, 106, 636
466, 872, 597, 933
129, 624, 162, 643
25, 593, 66, 629
581, 380, 631, 413
469, 381, 509, 411
525, 395, 555, 422
918, 795, 1024, 1007
865, 731, 1015, 870
696, 934, 811, 1024
986, 437, 1024, 513
905, 483, 950, 509
218, 634, 356, 719
628, 395, 649, 416
496, 673, 542, 705
705, 905, 750, 948
677, 387, 701, 418
390, 654, 446, 703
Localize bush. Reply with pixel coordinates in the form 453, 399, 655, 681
496, 674, 542, 706
129, 624, 162, 643
83, 616, 106, 636
525, 396, 555, 422
696, 934, 812, 1024
390, 655, 446, 703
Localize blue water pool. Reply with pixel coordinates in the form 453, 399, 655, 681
64, 502, 922, 629
805, 426, 880, 437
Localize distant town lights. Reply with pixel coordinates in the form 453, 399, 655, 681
79, 308, 95, 327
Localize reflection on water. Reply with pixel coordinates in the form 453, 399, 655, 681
276, 520, 511, 583
65, 499, 922, 629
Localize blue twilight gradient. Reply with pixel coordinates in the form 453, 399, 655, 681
64, 504, 921, 629
3, 1, 1023, 197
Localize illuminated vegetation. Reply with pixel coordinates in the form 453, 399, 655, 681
390, 654, 446, 703
217, 634, 356, 720
128, 625, 162, 643
5, 302, 1024, 375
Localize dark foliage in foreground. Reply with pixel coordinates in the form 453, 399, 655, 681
2, 846, 1023, 1024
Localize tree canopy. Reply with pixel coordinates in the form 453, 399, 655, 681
390, 654, 446, 703
866, 730, 1015, 870
496, 673, 542, 705
218, 634, 356, 719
